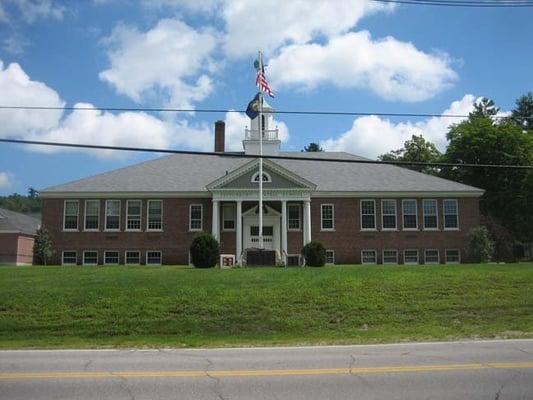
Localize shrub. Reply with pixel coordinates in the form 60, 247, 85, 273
468, 226, 495, 263
190, 234, 220, 268
33, 227, 53, 265
302, 241, 326, 267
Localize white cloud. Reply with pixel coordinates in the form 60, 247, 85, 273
99, 19, 217, 109
224, 111, 289, 151
0, 0, 64, 24
321, 94, 477, 159
2, 34, 29, 54
141, 0, 222, 13
0, 171, 11, 188
223, 0, 392, 58
268, 31, 457, 102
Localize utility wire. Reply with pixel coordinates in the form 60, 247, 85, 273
0, 105, 531, 120
1, 138, 532, 170
371, 0, 533, 7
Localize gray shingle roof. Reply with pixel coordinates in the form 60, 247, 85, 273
41, 152, 483, 194
0, 208, 41, 235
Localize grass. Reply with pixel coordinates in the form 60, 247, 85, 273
0, 263, 532, 349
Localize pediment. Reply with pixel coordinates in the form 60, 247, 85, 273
207, 158, 316, 191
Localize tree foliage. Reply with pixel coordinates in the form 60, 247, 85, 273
468, 226, 494, 263
302, 142, 324, 152
189, 234, 219, 268
0, 188, 41, 213
469, 97, 499, 118
378, 134, 442, 175
511, 92, 533, 131
33, 227, 53, 265
302, 241, 326, 267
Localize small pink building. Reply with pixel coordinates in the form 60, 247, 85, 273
0, 208, 40, 265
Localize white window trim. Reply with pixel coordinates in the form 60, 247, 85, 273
189, 204, 203, 231
105, 199, 121, 232
381, 199, 398, 231
251, 171, 272, 183
125, 250, 141, 265
146, 250, 162, 265
402, 199, 418, 231
443, 199, 460, 231
423, 199, 439, 231
82, 250, 98, 266
125, 199, 142, 232
83, 200, 100, 232
287, 203, 301, 231
403, 249, 420, 264
424, 249, 440, 265
222, 203, 236, 232
63, 200, 79, 232
61, 250, 77, 266
445, 248, 461, 264
361, 249, 377, 265
360, 199, 377, 231
325, 249, 335, 265
382, 249, 398, 265
320, 203, 335, 231
104, 250, 120, 265
147, 200, 163, 232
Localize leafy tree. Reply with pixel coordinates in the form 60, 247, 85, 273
189, 233, 219, 268
511, 92, 533, 131
33, 227, 53, 265
0, 188, 41, 213
378, 134, 442, 175
302, 142, 324, 152
28, 187, 38, 199
470, 97, 499, 118
468, 226, 494, 263
302, 241, 326, 267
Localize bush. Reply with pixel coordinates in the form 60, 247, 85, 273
33, 227, 53, 265
302, 241, 326, 267
190, 234, 220, 268
468, 226, 495, 263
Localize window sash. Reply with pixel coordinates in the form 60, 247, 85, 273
423, 200, 438, 229
189, 205, 203, 230
126, 200, 142, 231
83, 251, 98, 265
146, 251, 162, 265
104, 251, 119, 265
321, 204, 334, 230
62, 251, 77, 265
361, 250, 377, 264
404, 250, 419, 264
382, 200, 397, 230
147, 200, 162, 230
222, 204, 235, 230
383, 249, 398, 264
361, 200, 376, 230
445, 249, 460, 263
105, 200, 121, 230
402, 199, 418, 229
443, 200, 459, 229
64, 200, 79, 230
425, 249, 440, 264
288, 204, 301, 230
325, 250, 335, 265
125, 251, 141, 265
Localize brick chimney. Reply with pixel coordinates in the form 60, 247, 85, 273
214, 120, 225, 153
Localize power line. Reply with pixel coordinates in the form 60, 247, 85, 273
1, 138, 532, 170
0, 105, 531, 120
371, 0, 533, 7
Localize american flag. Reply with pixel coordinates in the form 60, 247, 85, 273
256, 64, 274, 98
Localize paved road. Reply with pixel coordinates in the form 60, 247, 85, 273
1, 339, 533, 399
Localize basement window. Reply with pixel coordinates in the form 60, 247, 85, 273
104, 251, 119, 265
125, 250, 141, 265
361, 249, 377, 264
382, 249, 398, 264
425, 249, 440, 264
146, 251, 162, 265
62, 251, 77, 265
83, 251, 98, 266
325, 250, 335, 265
404, 249, 419, 264
445, 249, 461, 264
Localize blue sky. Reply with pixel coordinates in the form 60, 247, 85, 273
0, 0, 531, 195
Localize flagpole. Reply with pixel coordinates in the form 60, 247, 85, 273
258, 51, 264, 250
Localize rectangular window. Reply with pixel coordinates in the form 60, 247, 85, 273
222, 204, 235, 231
321, 204, 334, 230
104, 251, 119, 265
63, 200, 79, 230
126, 200, 142, 231
402, 199, 418, 230
360, 200, 376, 230
425, 249, 440, 264
445, 249, 461, 264
382, 199, 397, 230
325, 250, 335, 265
105, 200, 121, 230
125, 250, 141, 265
189, 204, 203, 231
62, 251, 77, 265
250, 226, 273, 236
147, 200, 163, 231
288, 204, 301, 230
443, 199, 459, 230
146, 251, 162, 265
361, 249, 377, 264
404, 249, 419, 264
84, 200, 99, 231
383, 249, 398, 264
423, 199, 438, 230
83, 250, 98, 265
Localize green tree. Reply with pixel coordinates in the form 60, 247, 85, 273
302, 142, 324, 152
378, 134, 442, 175
470, 97, 499, 118
189, 233, 219, 268
302, 241, 326, 267
468, 226, 495, 263
33, 227, 53, 265
28, 187, 38, 199
511, 92, 533, 131
0, 188, 41, 213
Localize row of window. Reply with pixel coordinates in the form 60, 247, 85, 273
320, 199, 459, 231
62, 250, 163, 265
322, 248, 460, 265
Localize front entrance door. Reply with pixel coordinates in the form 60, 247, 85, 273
249, 226, 274, 250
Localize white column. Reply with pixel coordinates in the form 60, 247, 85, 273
212, 200, 219, 241
281, 200, 288, 265
303, 200, 312, 245
236, 201, 242, 264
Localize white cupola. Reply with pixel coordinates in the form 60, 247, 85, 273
243, 96, 281, 156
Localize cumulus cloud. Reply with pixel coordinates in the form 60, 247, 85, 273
224, 111, 289, 151
223, 0, 392, 58
321, 94, 478, 159
0, 171, 12, 188
0, 0, 64, 24
268, 31, 457, 102
99, 19, 217, 109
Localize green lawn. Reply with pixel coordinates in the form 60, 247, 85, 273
0, 263, 532, 349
